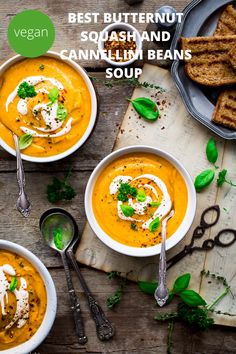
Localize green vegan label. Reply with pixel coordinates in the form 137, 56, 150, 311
8, 10, 55, 58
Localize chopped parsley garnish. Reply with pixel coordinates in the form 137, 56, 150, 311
57, 103, 68, 121
39, 64, 45, 70
17, 81, 37, 99
117, 183, 137, 202
120, 204, 134, 217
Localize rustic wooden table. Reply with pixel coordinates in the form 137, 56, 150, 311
0, 0, 236, 353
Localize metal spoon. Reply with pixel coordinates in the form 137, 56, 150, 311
154, 210, 174, 307
40, 211, 87, 344
13, 134, 31, 217
40, 208, 114, 341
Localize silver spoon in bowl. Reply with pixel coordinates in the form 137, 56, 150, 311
40, 208, 114, 342
154, 210, 175, 307
40, 211, 88, 344
13, 133, 31, 217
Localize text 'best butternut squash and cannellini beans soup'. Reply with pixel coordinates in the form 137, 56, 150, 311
92, 153, 188, 247
0, 57, 91, 157
0, 250, 47, 350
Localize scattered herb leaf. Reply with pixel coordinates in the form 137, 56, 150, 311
9, 277, 18, 292
137, 189, 146, 202
48, 87, 59, 104
120, 204, 135, 217
206, 138, 218, 164
17, 81, 37, 99
89, 76, 165, 93
179, 289, 206, 307
172, 273, 190, 294
217, 169, 236, 188
39, 64, 45, 70
130, 222, 138, 231
194, 169, 215, 192
149, 201, 161, 207
53, 228, 63, 250
138, 281, 157, 295
129, 97, 159, 121
57, 103, 68, 121
19, 133, 33, 150
149, 217, 160, 232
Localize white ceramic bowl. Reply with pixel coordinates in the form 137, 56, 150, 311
98, 22, 142, 67
0, 240, 57, 354
0, 51, 97, 163
85, 145, 196, 257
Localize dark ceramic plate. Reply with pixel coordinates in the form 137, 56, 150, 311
171, 0, 236, 140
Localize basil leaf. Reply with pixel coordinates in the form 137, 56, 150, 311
194, 169, 215, 192
206, 138, 218, 164
53, 228, 63, 250
57, 103, 68, 121
137, 189, 146, 202
120, 204, 134, 217
48, 87, 59, 103
9, 277, 18, 292
217, 169, 227, 187
179, 290, 206, 307
138, 281, 157, 295
130, 97, 159, 121
149, 202, 161, 207
166, 292, 174, 304
149, 217, 160, 232
172, 273, 191, 294
19, 133, 33, 150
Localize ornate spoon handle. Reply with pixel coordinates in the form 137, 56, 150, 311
61, 252, 87, 344
155, 210, 174, 307
13, 134, 31, 217
67, 249, 115, 341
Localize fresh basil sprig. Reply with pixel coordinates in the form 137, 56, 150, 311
19, 133, 33, 150
195, 138, 236, 192
128, 97, 159, 121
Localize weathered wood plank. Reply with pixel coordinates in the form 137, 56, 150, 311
36, 268, 236, 354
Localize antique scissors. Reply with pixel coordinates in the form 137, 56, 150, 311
167, 205, 236, 270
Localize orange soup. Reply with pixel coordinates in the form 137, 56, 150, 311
0, 56, 91, 157
0, 250, 47, 350
92, 153, 188, 247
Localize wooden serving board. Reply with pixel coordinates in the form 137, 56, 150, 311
76, 64, 236, 327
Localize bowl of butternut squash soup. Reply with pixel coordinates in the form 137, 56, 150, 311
0, 52, 97, 162
85, 146, 196, 257
0, 240, 57, 354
